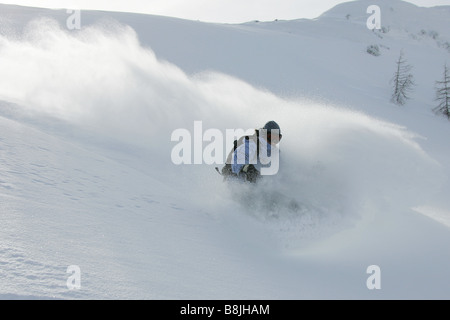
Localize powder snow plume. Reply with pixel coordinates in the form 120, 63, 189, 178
0, 17, 444, 250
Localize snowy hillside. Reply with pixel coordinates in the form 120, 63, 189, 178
1, 0, 450, 300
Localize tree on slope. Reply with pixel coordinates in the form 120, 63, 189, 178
433, 64, 450, 120
390, 50, 415, 106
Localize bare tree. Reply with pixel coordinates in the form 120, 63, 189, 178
433, 64, 450, 120
390, 50, 415, 105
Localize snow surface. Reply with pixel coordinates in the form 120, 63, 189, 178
0, 0, 450, 299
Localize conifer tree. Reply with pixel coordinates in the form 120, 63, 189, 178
433, 64, 450, 120
390, 50, 415, 105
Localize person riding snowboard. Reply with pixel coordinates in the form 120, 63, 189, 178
220, 121, 282, 183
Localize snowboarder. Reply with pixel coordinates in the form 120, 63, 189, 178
219, 121, 282, 183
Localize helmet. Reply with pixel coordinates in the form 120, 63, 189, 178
262, 121, 281, 134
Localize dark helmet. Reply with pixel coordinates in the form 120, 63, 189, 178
262, 121, 281, 134
261, 121, 282, 142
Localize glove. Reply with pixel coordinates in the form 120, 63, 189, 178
242, 165, 260, 183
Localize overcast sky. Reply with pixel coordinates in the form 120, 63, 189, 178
1, 0, 450, 23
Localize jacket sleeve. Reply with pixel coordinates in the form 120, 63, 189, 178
231, 139, 257, 174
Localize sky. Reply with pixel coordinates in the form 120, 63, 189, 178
0, 0, 450, 23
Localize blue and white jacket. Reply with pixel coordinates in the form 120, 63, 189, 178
231, 135, 274, 174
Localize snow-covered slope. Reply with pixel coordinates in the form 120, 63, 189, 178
0, 0, 450, 299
